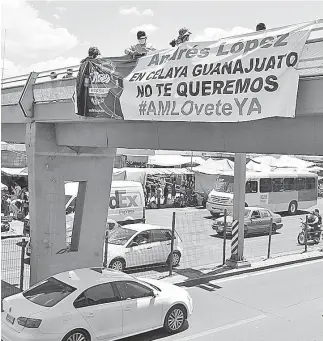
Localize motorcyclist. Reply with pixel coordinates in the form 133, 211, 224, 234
307, 211, 320, 233
314, 209, 322, 226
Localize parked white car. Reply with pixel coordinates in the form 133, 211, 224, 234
1, 268, 193, 341
107, 224, 183, 271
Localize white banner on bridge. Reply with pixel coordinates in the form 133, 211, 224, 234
119, 22, 314, 122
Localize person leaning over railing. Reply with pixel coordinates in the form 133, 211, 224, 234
256, 22, 267, 31
125, 31, 156, 59
170, 27, 192, 47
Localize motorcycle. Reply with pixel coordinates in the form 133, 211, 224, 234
297, 218, 322, 245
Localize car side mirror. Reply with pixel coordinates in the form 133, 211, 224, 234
151, 290, 158, 298
130, 242, 139, 247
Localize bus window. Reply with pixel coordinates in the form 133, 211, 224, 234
305, 177, 316, 190
283, 178, 295, 191
296, 178, 305, 191
260, 178, 272, 193
245, 181, 258, 193
272, 178, 284, 192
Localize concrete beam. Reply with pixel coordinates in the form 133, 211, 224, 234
53, 113, 323, 155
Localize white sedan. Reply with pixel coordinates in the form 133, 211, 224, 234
107, 224, 183, 271
1, 268, 193, 341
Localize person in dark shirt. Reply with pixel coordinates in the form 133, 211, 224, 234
170, 27, 191, 47
81, 47, 101, 63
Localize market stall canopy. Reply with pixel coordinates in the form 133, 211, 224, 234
145, 168, 194, 175
193, 158, 234, 175
249, 155, 314, 169
113, 169, 126, 181
1, 167, 28, 176
1, 183, 8, 190
147, 154, 204, 167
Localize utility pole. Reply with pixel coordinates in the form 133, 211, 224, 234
2, 29, 7, 85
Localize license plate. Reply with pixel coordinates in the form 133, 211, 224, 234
6, 314, 15, 324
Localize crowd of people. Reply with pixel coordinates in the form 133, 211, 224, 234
144, 177, 196, 209
1, 182, 29, 220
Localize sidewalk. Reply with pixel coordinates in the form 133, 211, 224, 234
161, 249, 323, 287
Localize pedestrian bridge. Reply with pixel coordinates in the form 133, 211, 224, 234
2, 21, 323, 155
1, 21, 323, 286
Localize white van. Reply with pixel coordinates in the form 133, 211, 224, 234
65, 181, 146, 225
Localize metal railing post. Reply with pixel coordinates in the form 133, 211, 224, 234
267, 217, 273, 259
19, 238, 27, 291
223, 209, 227, 265
305, 215, 308, 252
169, 212, 176, 276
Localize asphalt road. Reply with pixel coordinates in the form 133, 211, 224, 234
124, 259, 323, 341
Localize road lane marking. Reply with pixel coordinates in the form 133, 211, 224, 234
213, 258, 323, 284
174, 314, 266, 341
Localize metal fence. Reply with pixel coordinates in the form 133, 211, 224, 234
118, 205, 323, 280
1, 206, 322, 298
1, 237, 29, 299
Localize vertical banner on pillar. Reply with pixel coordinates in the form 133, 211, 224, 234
231, 220, 239, 255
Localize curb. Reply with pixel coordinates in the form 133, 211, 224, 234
1, 235, 24, 240
175, 253, 323, 287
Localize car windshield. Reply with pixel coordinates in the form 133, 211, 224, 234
23, 277, 76, 307
213, 175, 234, 194
108, 226, 136, 245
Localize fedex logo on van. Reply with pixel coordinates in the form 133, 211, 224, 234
109, 190, 138, 209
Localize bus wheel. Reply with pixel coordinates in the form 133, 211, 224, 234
288, 201, 298, 215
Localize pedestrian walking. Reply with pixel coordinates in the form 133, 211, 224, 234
163, 184, 169, 205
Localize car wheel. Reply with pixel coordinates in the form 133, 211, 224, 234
164, 305, 187, 334
167, 251, 181, 267
244, 226, 248, 237
109, 258, 125, 271
288, 201, 298, 215
62, 329, 90, 341
271, 223, 277, 234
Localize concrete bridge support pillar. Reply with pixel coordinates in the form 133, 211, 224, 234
227, 153, 251, 268
26, 123, 116, 285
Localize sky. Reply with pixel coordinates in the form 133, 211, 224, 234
1, 0, 322, 78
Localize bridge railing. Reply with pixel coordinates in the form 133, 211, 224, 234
1, 20, 323, 105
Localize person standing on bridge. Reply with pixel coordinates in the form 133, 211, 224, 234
81, 47, 101, 63
125, 31, 155, 59
256, 22, 267, 31
170, 27, 192, 47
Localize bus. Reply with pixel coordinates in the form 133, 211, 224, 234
206, 170, 318, 216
